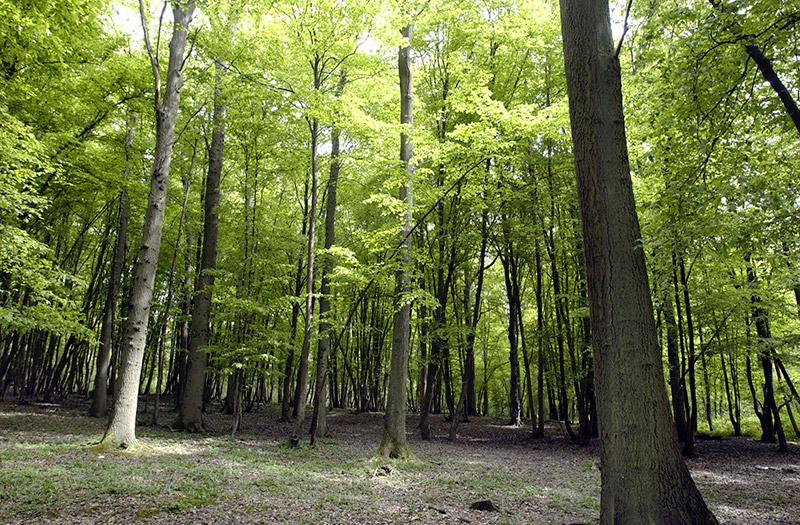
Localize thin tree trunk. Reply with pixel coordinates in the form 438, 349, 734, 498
89, 113, 134, 417
310, 72, 345, 445
289, 104, 321, 448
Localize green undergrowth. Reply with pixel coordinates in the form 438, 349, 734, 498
0, 404, 600, 522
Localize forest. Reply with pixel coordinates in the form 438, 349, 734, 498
1, 0, 799, 523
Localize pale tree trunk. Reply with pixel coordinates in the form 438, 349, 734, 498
310, 72, 345, 445
379, 24, 414, 459
99, 0, 196, 449
89, 112, 134, 418
178, 49, 230, 432
559, 0, 717, 522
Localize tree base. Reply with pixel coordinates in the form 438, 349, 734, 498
378, 432, 413, 459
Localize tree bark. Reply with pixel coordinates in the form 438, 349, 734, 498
378, 24, 414, 458
89, 113, 134, 417
560, 0, 717, 522
289, 106, 320, 447
99, 0, 195, 449
178, 49, 230, 432
310, 72, 345, 445
380, 25, 414, 459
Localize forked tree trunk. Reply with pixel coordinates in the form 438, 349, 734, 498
560, 0, 717, 522
379, 24, 414, 459
99, 0, 196, 449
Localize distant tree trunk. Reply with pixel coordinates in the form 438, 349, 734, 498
560, 0, 718, 521
534, 237, 545, 438
99, 0, 195, 449
665, 292, 688, 440
500, 226, 522, 428
746, 262, 788, 452
679, 256, 698, 455
280, 210, 307, 422
380, 25, 414, 459
89, 113, 134, 418
289, 95, 321, 447
311, 73, 345, 445
177, 51, 229, 432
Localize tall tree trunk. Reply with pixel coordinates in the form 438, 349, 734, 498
152, 151, 194, 425
89, 113, 134, 417
534, 237, 545, 438
746, 262, 788, 452
379, 25, 414, 459
289, 105, 320, 448
99, 0, 196, 449
178, 50, 229, 432
310, 72, 345, 445
560, 0, 717, 521
665, 292, 688, 440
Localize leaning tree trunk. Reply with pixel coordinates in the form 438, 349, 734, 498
559, 0, 717, 522
177, 51, 229, 432
99, 0, 196, 450
89, 112, 134, 418
380, 24, 414, 459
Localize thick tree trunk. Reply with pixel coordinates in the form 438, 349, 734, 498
380, 25, 414, 459
99, 0, 195, 449
178, 54, 229, 432
560, 0, 717, 522
89, 114, 134, 417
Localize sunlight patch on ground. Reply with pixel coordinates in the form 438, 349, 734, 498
691, 469, 746, 485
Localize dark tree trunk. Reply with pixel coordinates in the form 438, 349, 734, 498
178, 52, 229, 432
89, 112, 133, 417
560, 0, 717, 521
380, 25, 414, 459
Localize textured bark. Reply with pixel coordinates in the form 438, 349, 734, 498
178, 52, 229, 432
560, 0, 717, 522
99, 1, 195, 449
379, 25, 414, 459
89, 114, 134, 418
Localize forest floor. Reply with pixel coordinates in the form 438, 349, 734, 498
0, 398, 798, 524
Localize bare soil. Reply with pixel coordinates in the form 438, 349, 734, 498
1, 398, 798, 524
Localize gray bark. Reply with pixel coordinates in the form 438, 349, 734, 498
379, 24, 414, 459
100, 0, 195, 449
560, 0, 717, 522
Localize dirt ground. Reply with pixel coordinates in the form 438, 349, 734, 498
0, 399, 798, 524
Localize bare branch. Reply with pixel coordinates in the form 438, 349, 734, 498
139, 0, 162, 109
